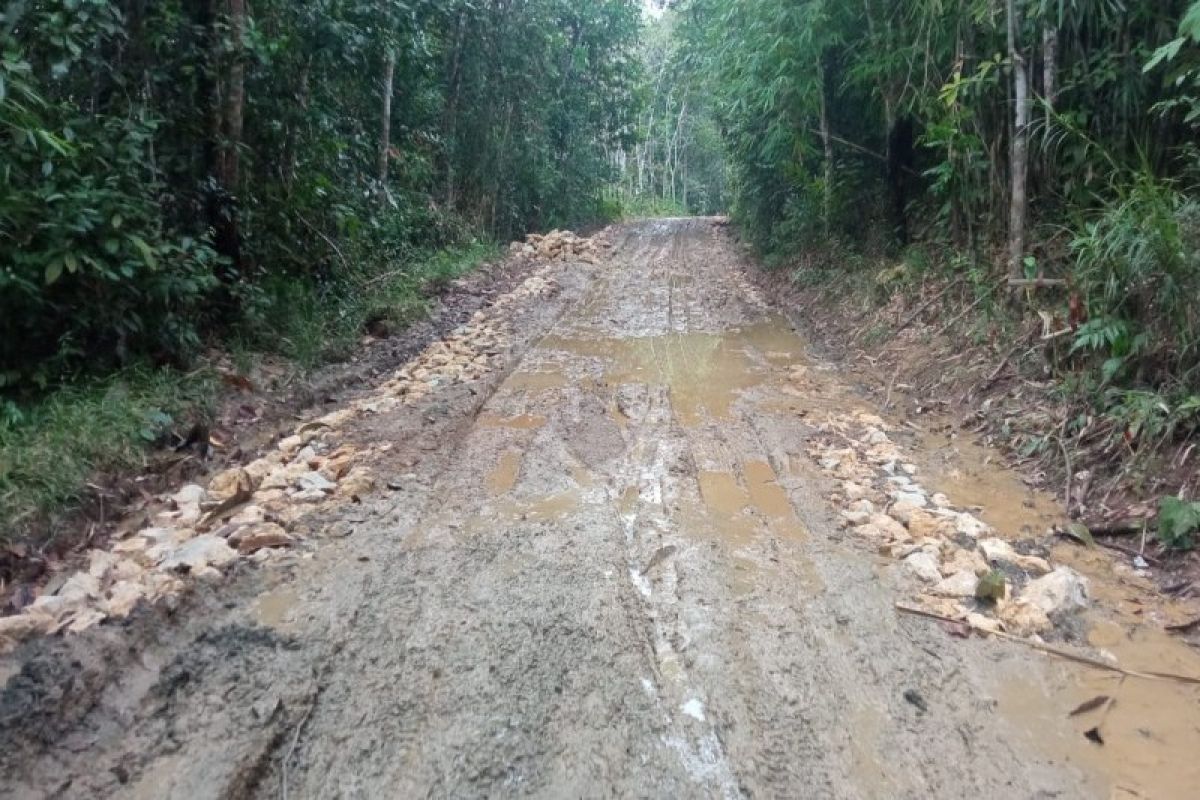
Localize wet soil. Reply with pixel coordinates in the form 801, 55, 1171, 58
3, 219, 1199, 798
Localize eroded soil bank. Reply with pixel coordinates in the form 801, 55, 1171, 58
2, 219, 1199, 799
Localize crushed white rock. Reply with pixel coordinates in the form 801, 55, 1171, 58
808, 408, 1088, 638
1, 232, 589, 652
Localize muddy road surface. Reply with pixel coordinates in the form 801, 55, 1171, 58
4, 218, 1199, 799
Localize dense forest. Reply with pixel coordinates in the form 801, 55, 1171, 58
5, 0, 1200, 532
0, 0, 641, 397
641, 0, 1200, 502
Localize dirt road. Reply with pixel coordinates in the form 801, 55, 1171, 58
4, 218, 1199, 798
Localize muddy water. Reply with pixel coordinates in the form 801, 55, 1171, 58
26, 218, 1199, 799
253, 586, 299, 628
907, 424, 1200, 800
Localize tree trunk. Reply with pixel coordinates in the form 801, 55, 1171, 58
378, 48, 396, 190
817, 57, 834, 238
221, 0, 246, 189
442, 10, 467, 208
1007, 0, 1030, 280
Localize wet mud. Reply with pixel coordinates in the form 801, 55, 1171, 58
3, 219, 1198, 799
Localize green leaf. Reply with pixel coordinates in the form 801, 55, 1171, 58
44, 259, 64, 285
130, 235, 157, 268
1158, 497, 1200, 550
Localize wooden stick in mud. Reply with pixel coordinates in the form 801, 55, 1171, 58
895, 603, 1200, 686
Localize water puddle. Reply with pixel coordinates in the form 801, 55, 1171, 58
698, 471, 748, 517
503, 370, 567, 393
996, 620, 1200, 799
486, 450, 523, 495
908, 420, 1200, 799
539, 317, 808, 427
476, 413, 546, 430
915, 425, 1064, 538
254, 586, 299, 628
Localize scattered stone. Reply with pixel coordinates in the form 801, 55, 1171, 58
863, 428, 889, 445
339, 467, 375, 497
870, 513, 909, 541
231, 523, 294, 555
842, 482, 867, 501
159, 535, 238, 573
903, 551, 942, 583
172, 484, 207, 507
930, 492, 951, 508
954, 513, 991, 539
66, 609, 106, 634
1021, 567, 1089, 617
57, 573, 101, 603
105, 581, 146, 618
840, 509, 872, 526
940, 547, 988, 578
208, 468, 255, 501
229, 505, 267, 526
906, 509, 955, 539
277, 435, 304, 454
87, 549, 118, 582
978, 538, 1052, 575
296, 470, 336, 494
932, 571, 979, 598
966, 613, 1004, 635
888, 501, 924, 525
997, 599, 1052, 636
891, 490, 928, 508
0, 612, 56, 642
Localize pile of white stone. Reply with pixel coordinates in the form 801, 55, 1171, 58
0, 260, 564, 652
0, 427, 378, 650
509, 229, 612, 264
810, 410, 1089, 637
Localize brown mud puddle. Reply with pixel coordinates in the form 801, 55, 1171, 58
476, 412, 547, 430
254, 586, 300, 629
540, 317, 808, 427
908, 423, 1200, 799
998, 620, 1200, 799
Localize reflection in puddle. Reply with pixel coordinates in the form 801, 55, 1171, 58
539, 317, 809, 427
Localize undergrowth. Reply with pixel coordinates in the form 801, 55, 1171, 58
0, 240, 500, 543
0, 368, 217, 539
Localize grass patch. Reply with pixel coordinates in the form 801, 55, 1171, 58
0, 240, 500, 543
253, 240, 501, 369
616, 195, 690, 219
0, 367, 217, 539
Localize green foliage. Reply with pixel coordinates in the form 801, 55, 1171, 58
1158, 496, 1200, 550
0, 366, 216, 533
1, 0, 643, 395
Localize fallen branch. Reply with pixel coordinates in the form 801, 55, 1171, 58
1096, 539, 1159, 565
1166, 617, 1200, 634
886, 278, 965, 341
1007, 278, 1068, 288
930, 283, 1002, 340
895, 603, 1200, 686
